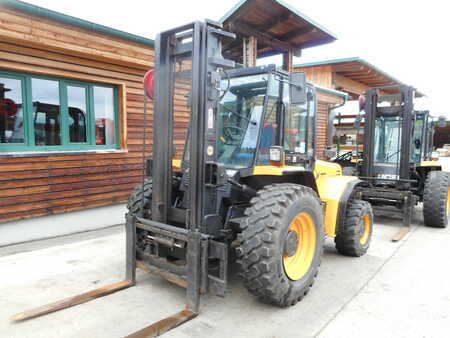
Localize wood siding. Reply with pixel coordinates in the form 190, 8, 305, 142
0, 7, 154, 222
316, 99, 329, 160
298, 65, 333, 88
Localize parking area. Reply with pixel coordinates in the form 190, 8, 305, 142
1, 199, 449, 338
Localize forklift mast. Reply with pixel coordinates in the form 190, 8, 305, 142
361, 85, 415, 182
151, 20, 235, 230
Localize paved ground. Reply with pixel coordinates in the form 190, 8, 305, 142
1, 157, 449, 338
1, 206, 449, 338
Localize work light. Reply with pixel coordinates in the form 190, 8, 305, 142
269, 146, 284, 164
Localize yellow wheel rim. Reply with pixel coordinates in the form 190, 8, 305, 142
283, 212, 316, 281
360, 214, 372, 245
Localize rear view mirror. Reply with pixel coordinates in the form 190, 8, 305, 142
290, 72, 306, 105
437, 115, 447, 128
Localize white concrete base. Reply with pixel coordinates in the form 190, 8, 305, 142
0, 204, 127, 247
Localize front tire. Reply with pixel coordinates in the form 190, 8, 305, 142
236, 183, 324, 307
335, 200, 373, 257
127, 179, 152, 217
423, 171, 449, 228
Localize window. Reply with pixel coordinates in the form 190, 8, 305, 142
0, 76, 24, 144
0, 70, 119, 152
374, 116, 402, 164
94, 86, 116, 145
67, 85, 88, 143
283, 85, 315, 157
256, 77, 279, 165
216, 74, 268, 169
32, 78, 61, 146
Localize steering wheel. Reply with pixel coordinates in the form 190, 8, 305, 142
223, 125, 245, 145
386, 150, 400, 161
337, 151, 352, 161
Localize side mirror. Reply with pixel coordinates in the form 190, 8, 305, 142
414, 138, 421, 149
290, 72, 307, 105
438, 115, 447, 128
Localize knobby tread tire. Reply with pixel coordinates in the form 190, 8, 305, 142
236, 183, 324, 307
335, 200, 373, 257
126, 179, 153, 217
423, 171, 449, 228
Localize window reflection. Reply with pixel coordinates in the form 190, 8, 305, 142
67, 86, 87, 143
0, 77, 24, 144
32, 78, 61, 146
94, 87, 115, 145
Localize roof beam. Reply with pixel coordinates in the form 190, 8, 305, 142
347, 74, 387, 81
334, 64, 365, 72
278, 25, 316, 41
257, 12, 294, 32
229, 21, 302, 57
298, 37, 334, 49
336, 70, 372, 76
334, 74, 368, 95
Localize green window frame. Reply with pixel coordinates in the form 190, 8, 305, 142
0, 70, 120, 152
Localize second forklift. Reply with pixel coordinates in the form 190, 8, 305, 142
354, 85, 449, 241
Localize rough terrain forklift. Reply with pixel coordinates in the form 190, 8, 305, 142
12, 20, 374, 336
353, 85, 449, 241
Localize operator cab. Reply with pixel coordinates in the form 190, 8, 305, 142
216, 65, 316, 173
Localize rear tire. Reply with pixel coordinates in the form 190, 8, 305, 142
335, 200, 373, 257
423, 171, 449, 228
236, 183, 324, 307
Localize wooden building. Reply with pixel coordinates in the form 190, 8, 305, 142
0, 0, 155, 222
0, 0, 345, 223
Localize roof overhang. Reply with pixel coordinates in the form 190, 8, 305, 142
294, 57, 425, 97
220, 0, 337, 60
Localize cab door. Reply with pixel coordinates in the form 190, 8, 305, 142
282, 82, 316, 168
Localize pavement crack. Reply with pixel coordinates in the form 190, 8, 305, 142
314, 225, 420, 338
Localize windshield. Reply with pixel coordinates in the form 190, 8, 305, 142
374, 116, 402, 164
216, 74, 268, 169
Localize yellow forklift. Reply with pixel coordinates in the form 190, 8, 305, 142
354, 86, 449, 241
12, 20, 374, 336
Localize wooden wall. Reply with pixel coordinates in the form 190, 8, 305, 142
0, 6, 154, 222
298, 65, 333, 88
316, 91, 342, 159
293, 65, 350, 159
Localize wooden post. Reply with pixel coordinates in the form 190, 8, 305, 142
243, 36, 257, 67
282, 51, 293, 72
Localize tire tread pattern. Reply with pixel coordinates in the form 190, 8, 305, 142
335, 200, 373, 257
423, 171, 449, 228
126, 179, 153, 217
236, 183, 323, 307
